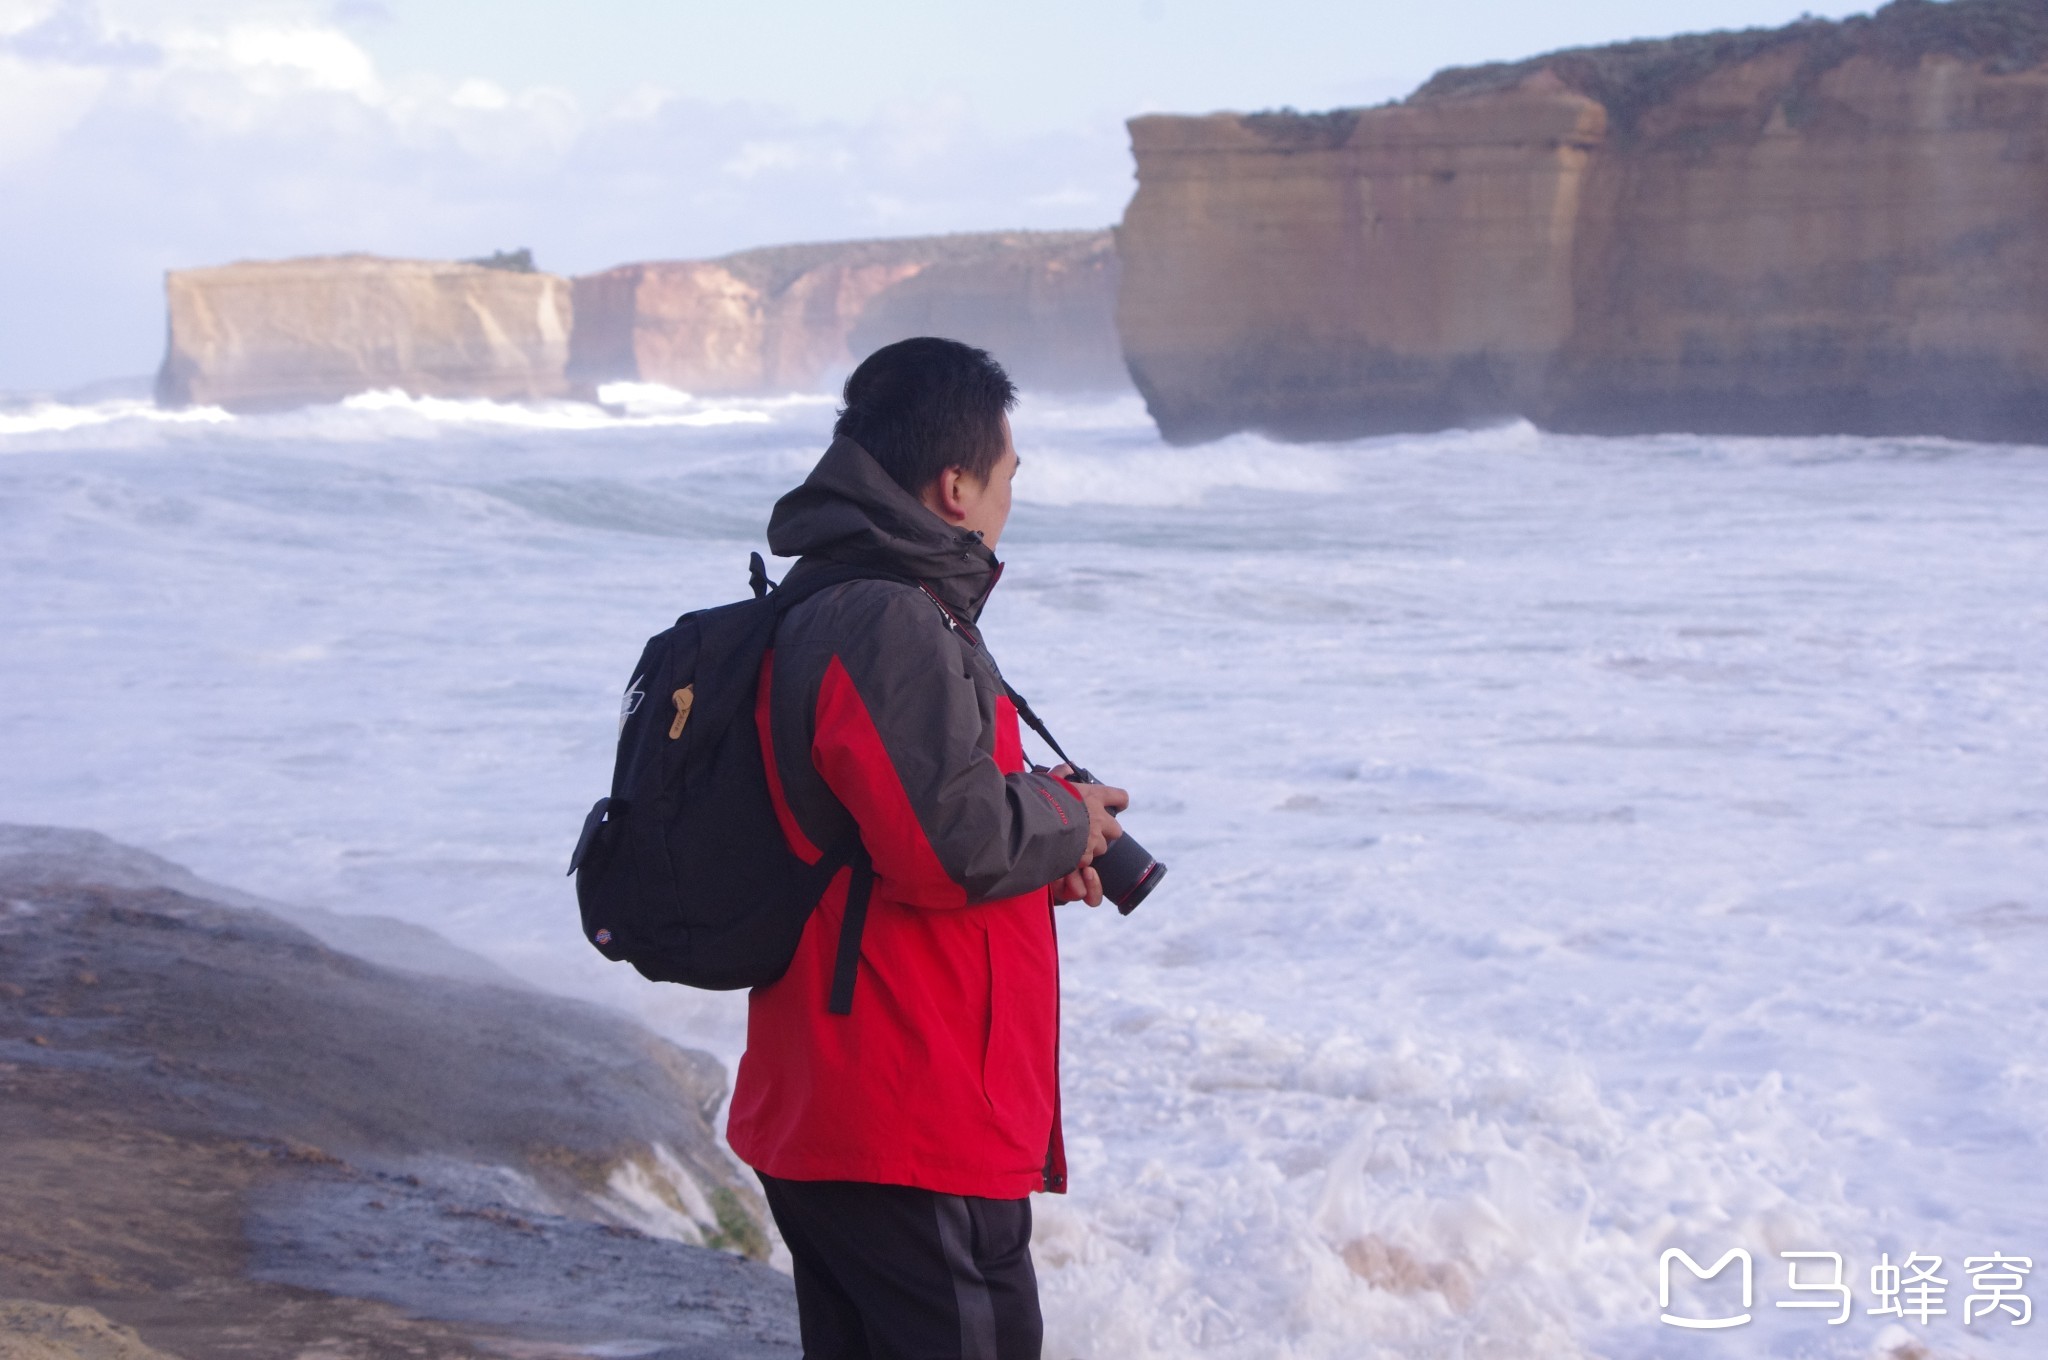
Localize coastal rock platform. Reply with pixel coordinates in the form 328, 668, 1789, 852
0, 826, 797, 1360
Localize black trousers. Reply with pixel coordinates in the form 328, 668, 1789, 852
757, 1172, 1043, 1360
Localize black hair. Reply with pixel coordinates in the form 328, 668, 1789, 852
834, 337, 1016, 496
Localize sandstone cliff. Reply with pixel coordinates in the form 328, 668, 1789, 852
570, 230, 1125, 395
156, 255, 574, 412
1118, 0, 2048, 443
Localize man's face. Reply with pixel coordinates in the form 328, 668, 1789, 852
929, 414, 1019, 551
967, 416, 1019, 550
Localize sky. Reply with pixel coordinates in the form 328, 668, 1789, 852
0, 0, 1877, 391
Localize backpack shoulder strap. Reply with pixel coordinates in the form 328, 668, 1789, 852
764, 555, 916, 614
825, 849, 873, 1016
747, 553, 912, 1016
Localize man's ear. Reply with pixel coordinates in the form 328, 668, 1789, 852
923, 466, 973, 525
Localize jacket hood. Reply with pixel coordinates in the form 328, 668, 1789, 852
767, 435, 1002, 621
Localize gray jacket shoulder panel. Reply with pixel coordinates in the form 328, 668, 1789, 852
762, 575, 1087, 904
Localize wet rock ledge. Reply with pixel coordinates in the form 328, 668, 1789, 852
0, 824, 797, 1360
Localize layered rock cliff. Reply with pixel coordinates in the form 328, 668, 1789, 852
1118, 0, 2048, 443
156, 255, 574, 412
155, 233, 1125, 411
570, 230, 1125, 395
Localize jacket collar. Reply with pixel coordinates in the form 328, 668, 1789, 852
766, 435, 1002, 621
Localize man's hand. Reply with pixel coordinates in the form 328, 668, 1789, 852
1052, 864, 1103, 907
1047, 764, 1128, 907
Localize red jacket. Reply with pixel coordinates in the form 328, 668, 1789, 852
725, 438, 1091, 1199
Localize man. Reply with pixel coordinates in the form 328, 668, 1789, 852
726, 336, 1128, 1359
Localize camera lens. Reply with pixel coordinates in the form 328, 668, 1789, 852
1092, 832, 1166, 915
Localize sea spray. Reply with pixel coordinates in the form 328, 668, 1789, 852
2, 389, 2043, 1357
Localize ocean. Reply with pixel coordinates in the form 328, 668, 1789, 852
3, 384, 2044, 1359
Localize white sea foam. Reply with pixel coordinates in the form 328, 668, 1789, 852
0, 396, 232, 437
2, 393, 2043, 1357
596, 1143, 725, 1248
0, 385, 830, 452
1019, 433, 1350, 509
341, 385, 804, 431
593, 381, 838, 422
332, 386, 782, 432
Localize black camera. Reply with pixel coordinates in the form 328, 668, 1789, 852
1063, 768, 1166, 914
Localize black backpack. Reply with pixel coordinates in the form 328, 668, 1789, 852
567, 554, 886, 1014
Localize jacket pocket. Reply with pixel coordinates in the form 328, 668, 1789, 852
978, 909, 1056, 1141
979, 926, 1004, 1117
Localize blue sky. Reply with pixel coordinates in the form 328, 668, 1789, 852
343, 0, 1869, 136
1, 0, 1872, 390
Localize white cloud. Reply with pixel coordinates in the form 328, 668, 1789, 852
215, 23, 378, 93
0, 0, 1131, 390
0, 1, 57, 37
446, 77, 507, 111
607, 82, 674, 122
0, 51, 107, 167
720, 138, 855, 181
2, 2, 569, 147
1027, 185, 1108, 210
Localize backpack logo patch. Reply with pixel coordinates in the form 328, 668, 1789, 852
668, 684, 696, 740
619, 674, 645, 734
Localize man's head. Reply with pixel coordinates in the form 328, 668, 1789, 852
835, 337, 1020, 551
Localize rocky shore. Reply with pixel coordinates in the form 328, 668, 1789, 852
0, 825, 798, 1360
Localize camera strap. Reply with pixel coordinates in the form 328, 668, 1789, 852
907, 580, 1088, 778
1004, 684, 1084, 779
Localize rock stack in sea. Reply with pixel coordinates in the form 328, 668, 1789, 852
1116, 0, 2048, 444
155, 231, 1127, 412
155, 253, 576, 413
571, 230, 1124, 396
